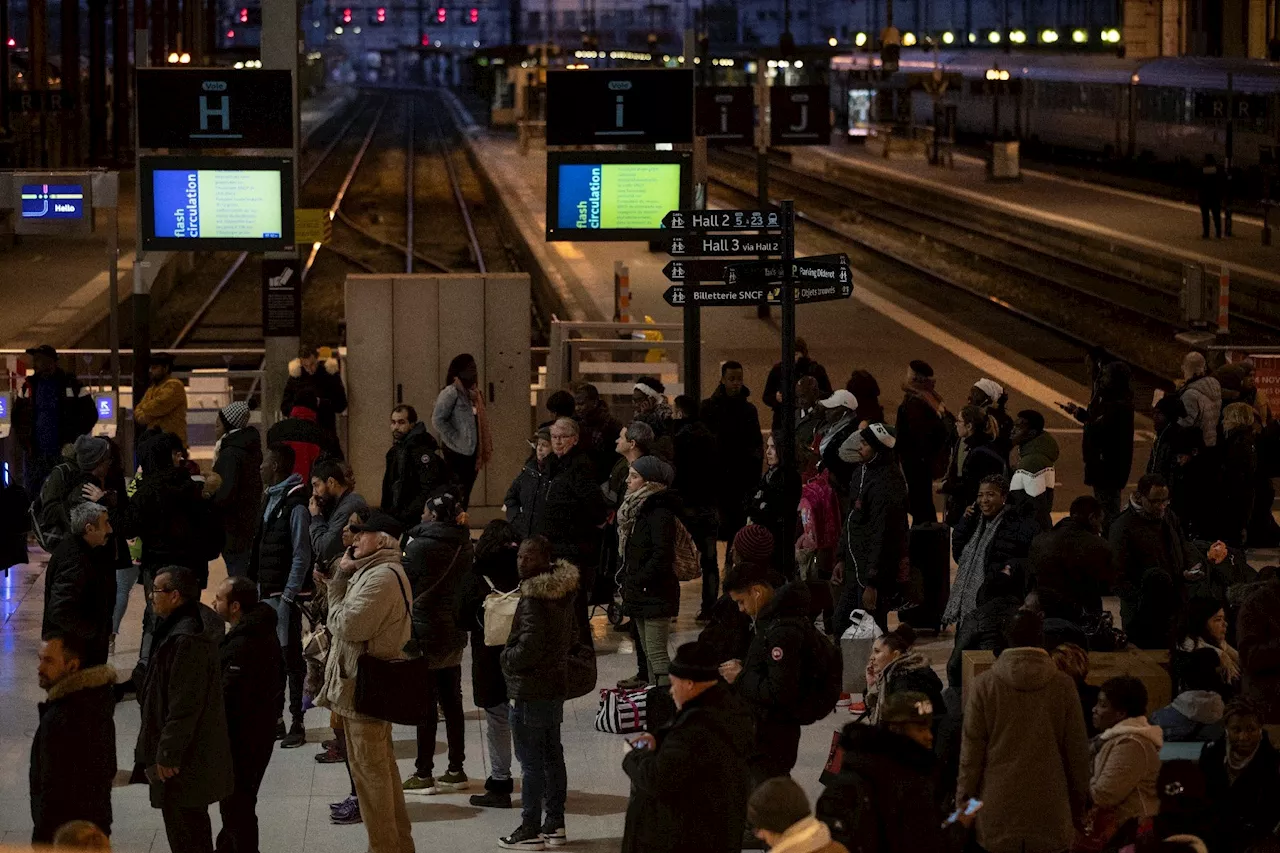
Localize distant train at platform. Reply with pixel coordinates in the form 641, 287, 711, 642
833, 52, 1280, 168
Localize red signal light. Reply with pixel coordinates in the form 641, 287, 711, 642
435, 6, 446, 23
341, 7, 352, 23
468, 7, 478, 23
375, 6, 386, 21
238, 7, 248, 22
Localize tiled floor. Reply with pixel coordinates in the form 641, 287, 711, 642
2, 548, 852, 852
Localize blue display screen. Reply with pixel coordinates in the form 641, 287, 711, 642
0, 396, 9, 420
94, 395, 113, 420
21, 184, 85, 219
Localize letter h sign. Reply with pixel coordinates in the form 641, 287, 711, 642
200, 95, 231, 132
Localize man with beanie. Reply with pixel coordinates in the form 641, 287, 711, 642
211, 400, 263, 578
695, 525, 777, 667
896, 360, 949, 525
620, 641, 755, 853
749, 777, 848, 853
818, 692, 972, 852
834, 423, 908, 636
38, 434, 115, 552
1009, 409, 1060, 531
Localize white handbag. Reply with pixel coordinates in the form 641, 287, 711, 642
481, 576, 521, 647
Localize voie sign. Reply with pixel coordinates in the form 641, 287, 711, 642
546, 69, 694, 146
136, 69, 294, 150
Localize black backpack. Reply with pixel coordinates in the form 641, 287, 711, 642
792, 621, 844, 725
815, 765, 881, 853
30, 462, 76, 551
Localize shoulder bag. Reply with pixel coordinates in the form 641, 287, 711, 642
354, 566, 435, 726
481, 576, 521, 646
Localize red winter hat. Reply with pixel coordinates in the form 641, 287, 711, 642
733, 524, 775, 565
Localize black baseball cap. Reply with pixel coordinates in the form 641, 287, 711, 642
25, 344, 57, 359
349, 511, 403, 538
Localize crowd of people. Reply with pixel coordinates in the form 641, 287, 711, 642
14, 337, 1280, 853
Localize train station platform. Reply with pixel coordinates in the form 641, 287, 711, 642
0, 88, 355, 353
797, 143, 1280, 287
448, 92, 1109, 503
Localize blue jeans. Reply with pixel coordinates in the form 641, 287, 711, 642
113, 563, 140, 635
510, 699, 565, 830
484, 704, 513, 781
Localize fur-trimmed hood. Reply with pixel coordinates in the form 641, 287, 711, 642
45, 664, 117, 702
520, 558, 579, 600
288, 356, 340, 378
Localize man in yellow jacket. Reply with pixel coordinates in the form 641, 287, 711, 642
134, 353, 188, 445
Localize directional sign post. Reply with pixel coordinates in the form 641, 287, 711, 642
666, 233, 784, 256
662, 279, 852, 307
662, 209, 782, 231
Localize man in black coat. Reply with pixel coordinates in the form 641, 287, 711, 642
1067, 362, 1135, 528
280, 346, 347, 440
381, 404, 447, 528
701, 361, 764, 545
1108, 474, 1191, 632
15, 344, 98, 495
213, 576, 284, 853
671, 396, 722, 620
621, 641, 756, 853
834, 424, 909, 636
1029, 495, 1113, 620
30, 634, 117, 845
762, 338, 832, 433
136, 567, 234, 853
721, 566, 811, 789
528, 420, 604, 625
211, 402, 263, 578
896, 360, 950, 526
43, 501, 115, 666
574, 383, 624, 486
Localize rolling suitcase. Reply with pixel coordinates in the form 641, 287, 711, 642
897, 522, 950, 633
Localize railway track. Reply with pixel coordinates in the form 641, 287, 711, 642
708, 167, 1173, 408
158, 87, 514, 361
709, 149, 1279, 394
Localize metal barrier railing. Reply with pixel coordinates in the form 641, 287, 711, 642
545, 319, 685, 422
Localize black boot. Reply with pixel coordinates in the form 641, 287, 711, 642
469, 776, 513, 808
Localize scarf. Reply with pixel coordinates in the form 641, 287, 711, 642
472, 386, 494, 472
348, 546, 404, 576
943, 510, 1005, 626
617, 482, 665, 560
902, 378, 945, 414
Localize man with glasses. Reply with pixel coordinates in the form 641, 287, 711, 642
1108, 473, 1192, 641
135, 567, 233, 853
528, 418, 604, 630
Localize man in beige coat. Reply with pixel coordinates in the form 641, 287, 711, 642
958, 610, 1091, 853
316, 511, 415, 853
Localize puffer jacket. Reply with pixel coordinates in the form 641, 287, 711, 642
403, 520, 473, 669
501, 560, 579, 701
737, 581, 811, 725
211, 426, 263, 554
867, 650, 945, 731
1150, 690, 1225, 743
843, 451, 908, 593
317, 547, 413, 721
1089, 717, 1163, 829
621, 488, 682, 620
504, 455, 548, 540
951, 505, 1041, 585
1178, 374, 1222, 448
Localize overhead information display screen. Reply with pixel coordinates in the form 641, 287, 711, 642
22, 183, 86, 220
139, 156, 294, 251
546, 151, 691, 242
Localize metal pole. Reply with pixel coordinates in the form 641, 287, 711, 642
1225, 71, 1234, 237
779, 198, 797, 553
406, 95, 415, 273
756, 59, 770, 320
685, 134, 706, 404
132, 30, 149, 436
1, 0, 10, 137
108, 197, 122, 434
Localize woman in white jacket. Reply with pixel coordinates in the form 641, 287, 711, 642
1087, 675, 1163, 847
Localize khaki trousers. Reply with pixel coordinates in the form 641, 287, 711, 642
345, 716, 415, 853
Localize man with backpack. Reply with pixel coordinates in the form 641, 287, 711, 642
33, 435, 114, 553
721, 564, 841, 798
